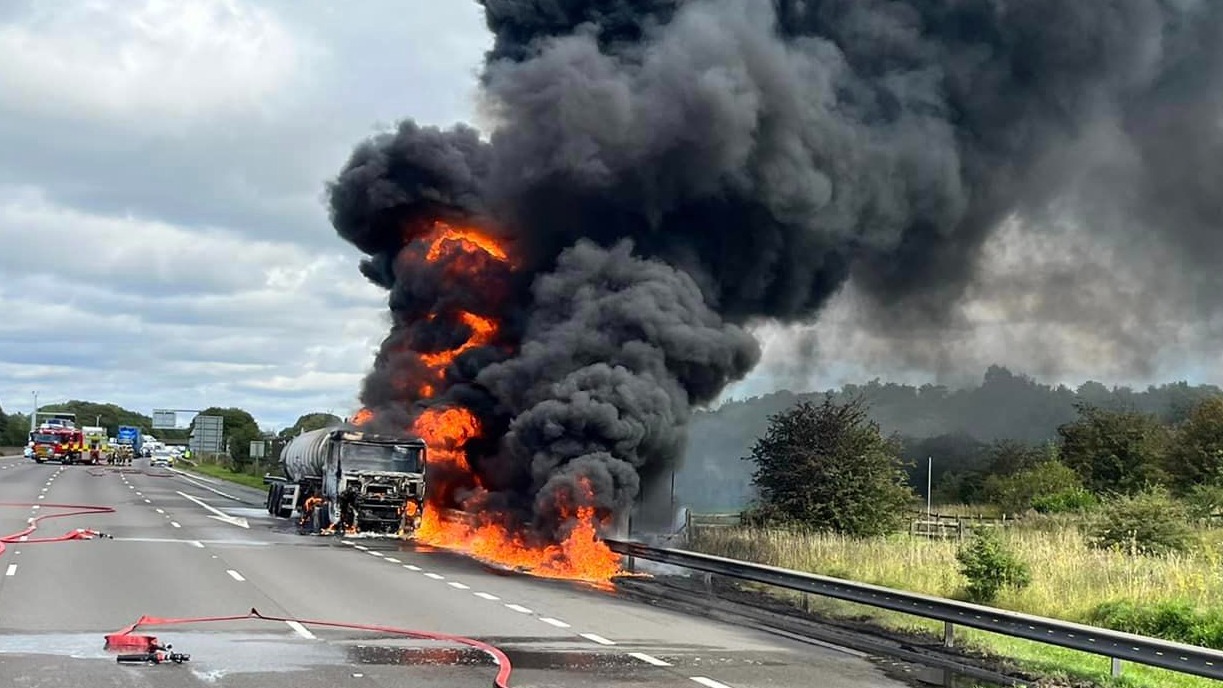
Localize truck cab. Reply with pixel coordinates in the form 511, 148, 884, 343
267, 428, 427, 536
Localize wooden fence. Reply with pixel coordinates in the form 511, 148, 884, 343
682, 509, 1009, 540
908, 511, 1008, 540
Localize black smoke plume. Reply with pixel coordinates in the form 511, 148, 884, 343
330, 0, 1223, 535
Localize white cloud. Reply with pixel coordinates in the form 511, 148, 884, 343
0, 0, 307, 124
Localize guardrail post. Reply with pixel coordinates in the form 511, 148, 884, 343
943, 621, 955, 647
702, 572, 713, 597
1111, 657, 1122, 678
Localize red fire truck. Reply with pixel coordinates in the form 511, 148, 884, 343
30, 417, 86, 464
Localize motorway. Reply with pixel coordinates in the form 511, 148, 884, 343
0, 453, 913, 687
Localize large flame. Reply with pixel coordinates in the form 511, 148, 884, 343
386, 221, 622, 583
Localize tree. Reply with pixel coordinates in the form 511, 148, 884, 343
1166, 396, 1223, 491
193, 407, 261, 465
982, 459, 1085, 514
746, 396, 914, 536
1058, 405, 1169, 494
278, 412, 341, 439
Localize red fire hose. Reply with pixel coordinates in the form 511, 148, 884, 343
105, 609, 515, 688
0, 501, 114, 557
0, 502, 513, 686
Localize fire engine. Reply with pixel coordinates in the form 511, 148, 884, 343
30, 417, 86, 464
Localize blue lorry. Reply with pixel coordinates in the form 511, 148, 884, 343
116, 425, 143, 460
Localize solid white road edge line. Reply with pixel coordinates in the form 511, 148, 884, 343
226, 569, 246, 582
285, 621, 317, 640
628, 652, 671, 667
689, 678, 734, 688
579, 633, 616, 646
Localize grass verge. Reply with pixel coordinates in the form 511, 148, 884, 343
690, 527, 1223, 688
185, 460, 268, 491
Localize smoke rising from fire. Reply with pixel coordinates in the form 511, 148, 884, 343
330, 1, 1223, 546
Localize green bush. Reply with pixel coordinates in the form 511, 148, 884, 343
1184, 483, 1223, 520
1089, 488, 1192, 555
1089, 599, 1223, 648
1031, 487, 1098, 514
955, 529, 1031, 603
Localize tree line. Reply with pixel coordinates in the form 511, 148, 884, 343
0, 401, 341, 466
745, 394, 1223, 536
677, 366, 1223, 511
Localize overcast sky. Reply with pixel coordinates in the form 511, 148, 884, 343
1, 1, 1216, 430
0, 0, 490, 428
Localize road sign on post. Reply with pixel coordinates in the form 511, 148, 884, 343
190, 415, 224, 454
152, 410, 177, 429
249, 440, 266, 459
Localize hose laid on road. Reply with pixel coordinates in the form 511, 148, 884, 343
106, 608, 515, 688
0, 501, 114, 557
0, 493, 515, 686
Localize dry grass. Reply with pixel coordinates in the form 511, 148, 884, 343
690, 526, 1223, 687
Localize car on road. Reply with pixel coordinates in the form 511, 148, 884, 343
150, 448, 175, 467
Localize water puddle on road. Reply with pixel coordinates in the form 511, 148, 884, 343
0, 631, 346, 674
346, 644, 640, 670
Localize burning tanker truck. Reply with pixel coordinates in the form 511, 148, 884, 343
264, 426, 427, 536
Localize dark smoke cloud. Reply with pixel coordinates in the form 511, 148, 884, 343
331, 0, 1223, 533
476, 239, 758, 526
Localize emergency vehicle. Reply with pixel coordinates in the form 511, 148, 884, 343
30, 417, 86, 464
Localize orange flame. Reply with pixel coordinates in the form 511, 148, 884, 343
425, 223, 509, 262
352, 408, 374, 426
418, 311, 498, 370
412, 407, 621, 583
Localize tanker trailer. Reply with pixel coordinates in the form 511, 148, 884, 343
264, 426, 427, 535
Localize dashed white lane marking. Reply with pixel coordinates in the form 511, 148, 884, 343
18, 536, 27, 542
285, 621, 316, 640
629, 652, 671, 667
192, 541, 205, 548
367, 551, 384, 557
403, 564, 421, 571
447, 582, 470, 590
155, 508, 165, 514
505, 604, 532, 614
136, 492, 142, 496
4, 565, 16, 577
128, 486, 134, 489
689, 678, 734, 688
579, 633, 616, 646
353, 545, 368, 551
36, 495, 43, 500
170, 522, 181, 528
539, 617, 570, 628
474, 592, 500, 601
143, 499, 151, 504
226, 569, 246, 582
384, 557, 400, 563
424, 572, 445, 580
31, 506, 39, 510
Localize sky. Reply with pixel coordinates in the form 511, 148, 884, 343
0, 0, 490, 429
1, 0, 1217, 430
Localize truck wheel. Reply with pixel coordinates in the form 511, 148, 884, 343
311, 504, 330, 533
265, 485, 276, 514
269, 484, 283, 516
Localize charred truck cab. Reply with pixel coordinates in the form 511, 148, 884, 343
265, 427, 426, 535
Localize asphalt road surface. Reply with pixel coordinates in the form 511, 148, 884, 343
0, 454, 914, 687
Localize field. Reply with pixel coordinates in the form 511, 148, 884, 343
690, 525, 1223, 688
186, 456, 269, 490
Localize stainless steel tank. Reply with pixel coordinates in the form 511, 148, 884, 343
280, 427, 339, 482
